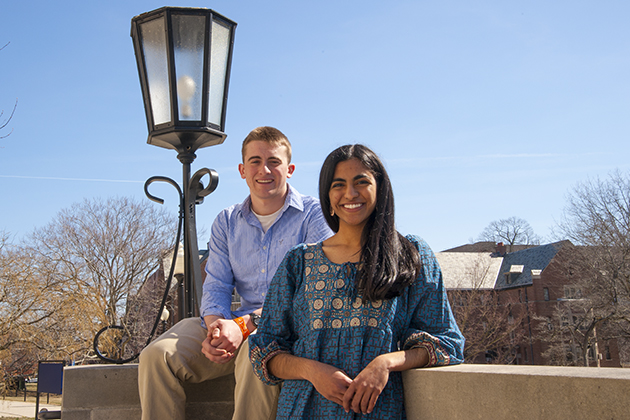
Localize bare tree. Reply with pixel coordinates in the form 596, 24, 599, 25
0, 231, 85, 386
447, 254, 528, 363
478, 217, 541, 252
450, 290, 529, 364
1, 197, 176, 374
0, 99, 17, 139
544, 170, 630, 366
1, 42, 17, 139
30, 197, 176, 328
533, 245, 628, 366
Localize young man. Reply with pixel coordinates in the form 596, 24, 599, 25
138, 127, 333, 420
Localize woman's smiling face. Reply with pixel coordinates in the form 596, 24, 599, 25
328, 158, 377, 230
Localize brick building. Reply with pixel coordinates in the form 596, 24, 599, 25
437, 241, 626, 367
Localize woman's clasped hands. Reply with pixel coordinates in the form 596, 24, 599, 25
310, 356, 390, 415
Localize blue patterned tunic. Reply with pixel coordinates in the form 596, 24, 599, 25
250, 235, 464, 419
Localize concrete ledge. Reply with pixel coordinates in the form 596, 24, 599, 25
403, 364, 630, 420
61, 363, 630, 420
61, 364, 234, 420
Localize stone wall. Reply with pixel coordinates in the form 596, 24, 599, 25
403, 364, 630, 419
61, 364, 234, 420
60, 363, 630, 419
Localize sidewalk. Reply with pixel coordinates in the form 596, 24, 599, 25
0, 400, 60, 418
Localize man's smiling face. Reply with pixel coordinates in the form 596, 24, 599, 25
238, 140, 295, 213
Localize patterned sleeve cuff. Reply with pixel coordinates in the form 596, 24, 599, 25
403, 331, 451, 367
250, 340, 291, 385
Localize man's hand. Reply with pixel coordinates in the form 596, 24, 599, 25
342, 356, 389, 414
201, 317, 244, 364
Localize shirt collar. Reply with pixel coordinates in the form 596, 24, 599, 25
239, 183, 304, 219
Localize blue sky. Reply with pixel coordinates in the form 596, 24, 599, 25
1, 0, 629, 252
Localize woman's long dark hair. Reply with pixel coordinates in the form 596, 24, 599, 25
319, 144, 421, 301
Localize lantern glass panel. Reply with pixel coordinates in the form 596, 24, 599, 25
139, 17, 171, 126
208, 19, 231, 126
172, 14, 205, 121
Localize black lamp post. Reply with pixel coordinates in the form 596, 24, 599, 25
131, 7, 237, 319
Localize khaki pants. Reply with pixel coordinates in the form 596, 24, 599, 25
138, 317, 280, 420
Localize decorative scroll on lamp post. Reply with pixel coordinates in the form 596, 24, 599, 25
131, 7, 237, 319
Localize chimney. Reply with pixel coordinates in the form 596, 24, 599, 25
496, 242, 507, 256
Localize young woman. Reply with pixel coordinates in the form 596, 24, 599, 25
250, 144, 464, 419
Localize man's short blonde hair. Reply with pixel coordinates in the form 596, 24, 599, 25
241, 126, 292, 163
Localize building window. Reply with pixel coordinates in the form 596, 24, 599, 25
605, 345, 612, 360
543, 287, 550, 301
564, 286, 582, 300
505, 265, 524, 285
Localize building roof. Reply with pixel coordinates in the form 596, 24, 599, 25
441, 242, 498, 253
493, 241, 570, 290
442, 242, 537, 253
436, 252, 504, 290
